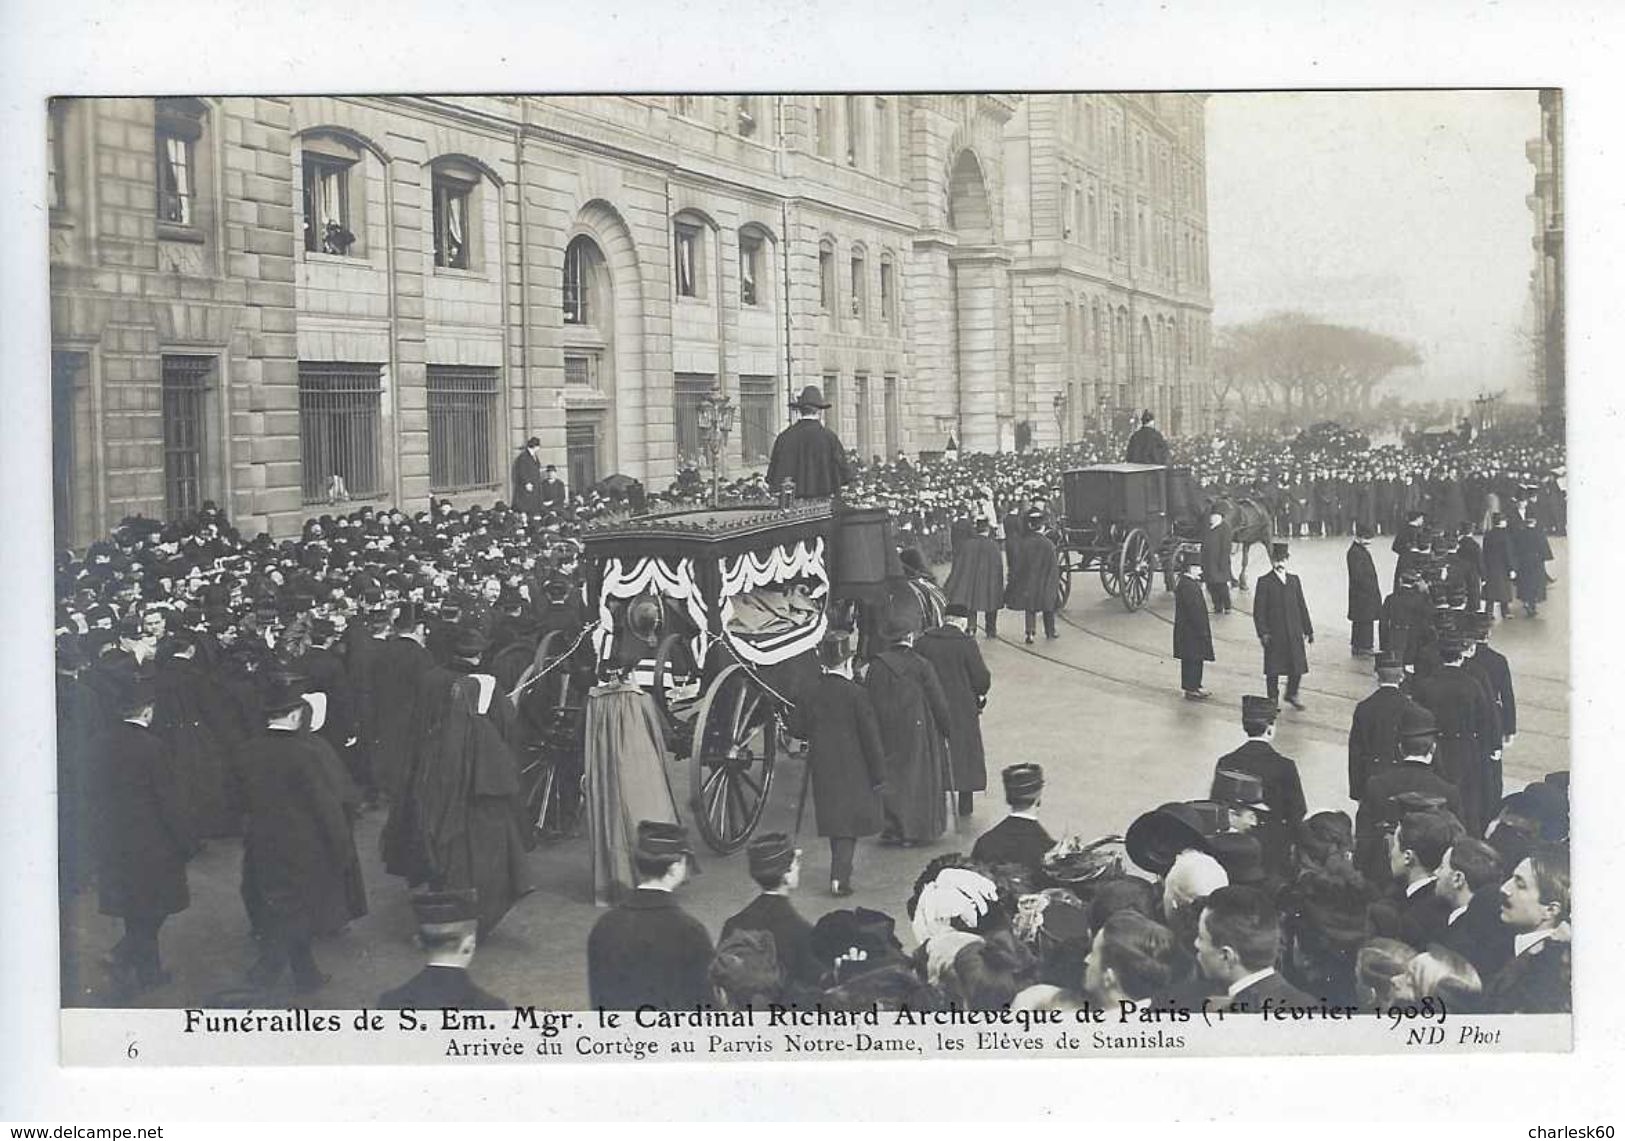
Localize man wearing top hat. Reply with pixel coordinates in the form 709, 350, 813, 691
1004, 507, 1062, 644
538, 463, 568, 512
1463, 612, 1516, 750
1212, 697, 1306, 877
587, 820, 714, 1010
511, 436, 545, 516
1124, 409, 1169, 465
1354, 705, 1462, 884
970, 764, 1056, 883
1172, 551, 1214, 700
915, 602, 992, 818
1346, 522, 1382, 657
866, 616, 952, 847
378, 888, 509, 1010
1410, 633, 1500, 836
1481, 512, 1515, 618
1347, 652, 1425, 801
766, 385, 853, 500
720, 833, 822, 990
786, 630, 887, 896
369, 600, 434, 799
1252, 542, 1313, 709
86, 669, 196, 997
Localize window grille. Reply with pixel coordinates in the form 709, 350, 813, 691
428, 366, 499, 491
298, 363, 383, 504
738, 376, 777, 465
162, 356, 211, 521
673, 374, 715, 469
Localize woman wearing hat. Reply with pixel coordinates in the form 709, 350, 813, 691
765, 385, 853, 500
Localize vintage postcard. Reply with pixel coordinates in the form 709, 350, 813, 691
39, 86, 1574, 1072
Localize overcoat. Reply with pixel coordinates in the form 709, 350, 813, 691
1123, 425, 1169, 465
915, 625, 992, 793
944, 532, 1005, 614
1173, 576, 1214, 662
1354, 760, 1462, 883
378, 965, 508, 1011
237, 728, 354, 941
1481, 527, 1515, 604
1346, 542, 1382, 622
88, 721, 193, 920
369, 635, 433, 797
1469, 643, 1517, 737
720, 893, 823, 988
1346, 685, 1422, 800
786, 673, 887, 839
153, 654, 237, 837
1412, 665, 1500, 835
587, 888, 715, 1010
1201, 519, 1233, 584
1003, 531, 1061, 612
970, 816, 1055, 881
1512, 522, 1552, 605
1212, 740, 1306, 878
511, 450, 545, 515
765, 419, 853, 499
1252, 569, 1313, 677
865, 648, 952, 843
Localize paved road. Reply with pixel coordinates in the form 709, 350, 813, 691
63, 535, 1568, 1010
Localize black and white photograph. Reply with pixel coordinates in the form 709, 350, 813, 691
4, 0, 1621, 1127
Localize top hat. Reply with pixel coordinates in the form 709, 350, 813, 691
1374, 650, 1405, 676
261, 673, 309, 718
114, 668, 156, 714
525, 436, 541, 449
880, 615, 917, 645
411, 888, 480, 930
1269, 542, 1290, 562
1212, 768, 1268, 811
1125, 801, 1218, 876
1241, 695, 1279, 723
1002, 763, 1045, 803
791, 385, 832, 410
634, 820, 698, 870
746, 832, 798, 881
1207, 832, 1266, 886
450, 625, 490, 661
1354, 522, 1374, 540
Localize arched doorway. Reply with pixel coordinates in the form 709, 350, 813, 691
946, 148, 1002, 452
563, 201, 645, 482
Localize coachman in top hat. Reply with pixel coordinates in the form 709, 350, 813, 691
765, 385, 854, 500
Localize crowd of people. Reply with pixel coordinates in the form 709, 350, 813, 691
53, 414, 1567, 1017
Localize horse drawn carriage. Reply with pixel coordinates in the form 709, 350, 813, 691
509, 499, 935, 855
1051, 463, 1207, 611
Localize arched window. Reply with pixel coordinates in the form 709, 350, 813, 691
155, 97, 208, 230
563, 234, 600, 324
818, 238, 836, 313
299, 132, 366, 257
738, 226, 770, 308
430, 158, 486, 271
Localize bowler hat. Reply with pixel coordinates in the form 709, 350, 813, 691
791, 385, 832, 410
1125, 801, 1217, 876
1002, 763, 1045, 803
746, 832, 798, 881
1397, 703, 1439, 742
411, 888, 480, 930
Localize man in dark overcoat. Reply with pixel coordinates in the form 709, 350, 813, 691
720, 833, 822, 990
1380, 571, 1433, 668
1346, 523, 1382, 656
587, 821, 714, 1010
87, 672, 195, 997
970, 764, 1055, 883
1512, 516, 1553, 617
1252, 542, 1313, 710
1004, 507, 1061, 644
237, 678, 355, 994
1212, 696, 1305, 881
538, 464, 568, 512
866, 619, 953, 847
1354, 706, 1461, 883
369, 600, 434, 798
765, 385, 853, 500
1201, 508, 1234, 615
1347, 653, 1423, 801
378, 888, 508, 1010
915, 603, 992, 817
1481, 513, 1515, 617
1411, 634, 1500, 836
1123, 410, 1169, 465
786, 632, 887, 895
944, 519, 1004, 638
1391, 510, 1426, 592
1464, 614, 1517, 747
511, 437, 545, 516
1173, 553, 1214, 700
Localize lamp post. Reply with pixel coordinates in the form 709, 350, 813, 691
697, 385, 737, 508
1052, 390, 1069, 444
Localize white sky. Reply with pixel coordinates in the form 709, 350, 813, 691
1205, 89, 1543, 403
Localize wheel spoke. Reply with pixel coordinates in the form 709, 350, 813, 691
737, 767, 762, 799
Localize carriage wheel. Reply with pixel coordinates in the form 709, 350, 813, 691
688, 663, 778, 854
1099, 555, 1122, 598
1118, 528, 1154, 611
527, 629, 574, 710
650, 632, 696, 727
1056, 568, 1072, 610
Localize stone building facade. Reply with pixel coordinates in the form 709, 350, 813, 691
1525, 89, 1564, 428
47, 94, 1213, 545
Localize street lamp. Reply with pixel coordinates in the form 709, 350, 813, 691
697, 385, 737, 508
1052, 390, 1069, 443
